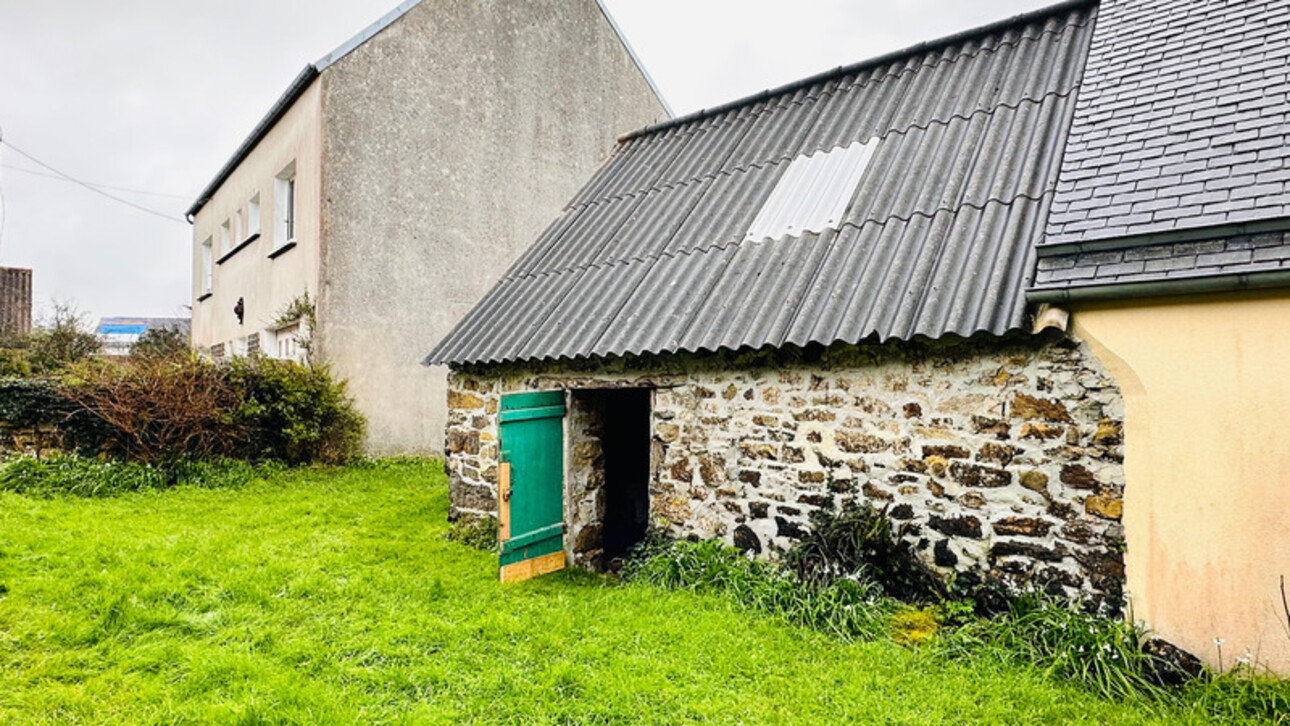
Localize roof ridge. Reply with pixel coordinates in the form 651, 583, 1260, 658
600, 11, 1083, 156
617, 0, 1096, 143
755, 12, 1092, 119
573, 89, 1077, 211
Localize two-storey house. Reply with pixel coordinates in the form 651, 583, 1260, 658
187, 0, 666, 452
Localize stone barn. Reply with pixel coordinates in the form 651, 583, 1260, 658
428, 0, 1290, 674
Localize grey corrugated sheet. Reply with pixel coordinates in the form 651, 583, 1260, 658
427, 1, 1096, 366
1045, 0, 1290, 246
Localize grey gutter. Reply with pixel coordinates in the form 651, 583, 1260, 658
594, 0, 674, 118
185, 64, 318, 220
1027, 269, 1290, 304
617, 0, 1096, 143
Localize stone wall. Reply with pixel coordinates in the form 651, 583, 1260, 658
445, 331, 1127, 602
0, 380, 84, 458
0, 420, 64, 458
565, 391, 608, 570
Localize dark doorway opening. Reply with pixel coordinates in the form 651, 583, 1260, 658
600, 388, 652, 563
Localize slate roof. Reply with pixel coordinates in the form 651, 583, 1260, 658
1045, 0, 1290, 246
427, 1, 1097, 366
1030, 0, 1290, 301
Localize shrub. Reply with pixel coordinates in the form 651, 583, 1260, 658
226, 356, 364, 465
62, 355, 244, 463
130, 326, 189, 359
26, 303, 100, 373
48, 354, 364, 466
623, 522, 1260, 710
0, 347, 32, 378
0, 378, 75, 426
0, 453, 272, 497
271, 292, 316, 363
782, 500, 946, 601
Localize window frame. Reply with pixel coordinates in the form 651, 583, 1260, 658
273, 162, 298, 255
199, 237, 214, 296
247, 193, 261, 238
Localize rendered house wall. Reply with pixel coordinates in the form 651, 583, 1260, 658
316, 0, 667, 456
190, 82, 323, 355
1074, 290, 1290, 674
445, 334, 1129, 604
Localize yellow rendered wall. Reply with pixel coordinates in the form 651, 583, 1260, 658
1074, 290, 1290, 674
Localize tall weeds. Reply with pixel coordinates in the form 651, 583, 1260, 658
623, 533, 897, 641
621, 511, 1290, 719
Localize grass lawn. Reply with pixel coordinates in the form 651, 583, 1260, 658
0, 461, 1223, 724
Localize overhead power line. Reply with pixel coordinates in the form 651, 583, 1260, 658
0, 163, 194, 200
0, 138, 186, 224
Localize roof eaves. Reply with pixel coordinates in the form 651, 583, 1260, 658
1027, 269, 1290, 305
616, 0, 1097, 144
186, 0, 423, 220
185, 64, 319, 220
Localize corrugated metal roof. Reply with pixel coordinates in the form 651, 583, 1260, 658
427, 1, 1096, 366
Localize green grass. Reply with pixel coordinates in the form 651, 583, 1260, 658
0, 461, 1242, 724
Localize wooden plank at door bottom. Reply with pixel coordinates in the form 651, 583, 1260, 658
500, 551, 565, 583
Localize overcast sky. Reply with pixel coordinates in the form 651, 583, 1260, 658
0, 0, 1044, 324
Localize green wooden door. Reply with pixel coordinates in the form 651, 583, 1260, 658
498, 390, 566, 582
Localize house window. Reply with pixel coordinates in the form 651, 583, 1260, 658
276, 323, 300, 361
269, 323, 304, 363
200, 237, 213, 294
247, 194, 261, 237
247, 332, 260, 356
274, 162, 297, 250
220, 219, 232, 253
209, 342, 226, 362
234, 209, 243, 242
